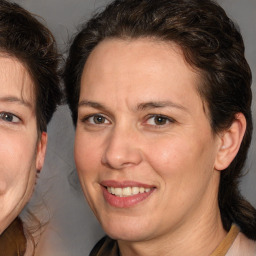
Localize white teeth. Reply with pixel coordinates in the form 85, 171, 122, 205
139, 187, 145, 193
131, 187, 139, 195
107, 186, 152, 197
114, 188, 122, 196
123, 187, 131, 196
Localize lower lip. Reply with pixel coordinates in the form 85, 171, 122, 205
102, 187, 154, 208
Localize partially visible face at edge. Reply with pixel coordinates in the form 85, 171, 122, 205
75, 38, 224, 242
0, 56, 47, 234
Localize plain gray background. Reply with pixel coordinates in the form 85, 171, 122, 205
14, 0, 255, 255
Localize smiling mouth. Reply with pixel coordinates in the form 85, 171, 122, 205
102, 183, 156, 208
106, 186, 153, 197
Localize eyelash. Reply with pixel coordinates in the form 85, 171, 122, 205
145, 114, 175, 127
0, 112, 21, 124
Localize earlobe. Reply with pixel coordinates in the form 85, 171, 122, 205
36, 131, 48, 171
214, 113, 246, 171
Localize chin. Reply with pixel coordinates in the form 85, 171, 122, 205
106, 229, 146, 242
100, 215, 153, 242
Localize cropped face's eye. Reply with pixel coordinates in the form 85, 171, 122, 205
0, 112, 20, 123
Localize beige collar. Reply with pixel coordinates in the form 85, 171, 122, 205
210, 224, 240, 256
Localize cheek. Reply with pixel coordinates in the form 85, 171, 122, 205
144, 135, 218, 220
74, 133, 104, 214
0, 133, 37, 194
74, 133, 102, 180
0, 133, 37, 232
145, 136, 192, 175
145, 133, 214, 188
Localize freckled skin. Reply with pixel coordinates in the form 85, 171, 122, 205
0, 57, 46, 234
75, 39, 226, 255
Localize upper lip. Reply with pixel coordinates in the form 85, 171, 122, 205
101, 180, 155, 188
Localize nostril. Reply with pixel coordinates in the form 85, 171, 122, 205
101, 151, 142, 170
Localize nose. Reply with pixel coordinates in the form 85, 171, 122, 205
101, 126, 143, 170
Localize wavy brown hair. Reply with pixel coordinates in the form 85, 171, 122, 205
64, 0, 255, 239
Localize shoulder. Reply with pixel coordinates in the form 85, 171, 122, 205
226, 232, 256, 256
90, 236, 119, 256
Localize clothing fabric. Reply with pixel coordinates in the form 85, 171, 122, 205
90, 224, 256, 256
225, 228, 256, 256
210, 224, 256, 256
90, 236, 119, 256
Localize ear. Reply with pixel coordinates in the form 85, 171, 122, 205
214, 113, 246, 171
36, 131, 48, 171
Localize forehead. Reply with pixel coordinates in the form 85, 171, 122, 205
0, 55, 35, 108
82, 38, 201, 84
81, 38, 203, 106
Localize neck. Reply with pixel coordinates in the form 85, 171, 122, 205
119, 211, 226, 256
118, 179, 227, 256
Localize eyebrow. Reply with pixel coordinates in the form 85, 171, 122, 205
0, 96, 32, 108
78, 100, 107, 111
78, 100, 187, 112
136, 101, 187, 111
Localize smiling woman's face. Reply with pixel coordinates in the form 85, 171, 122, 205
0, 56, 46, 234
75, 39, 223, 242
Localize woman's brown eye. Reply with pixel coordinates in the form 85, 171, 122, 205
93, 115, 106, 124
154, 116, 167, 125
146, 115, 174, 126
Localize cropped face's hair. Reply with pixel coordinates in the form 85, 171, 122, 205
0, 0, 62, 132
64, 0, 255, 238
